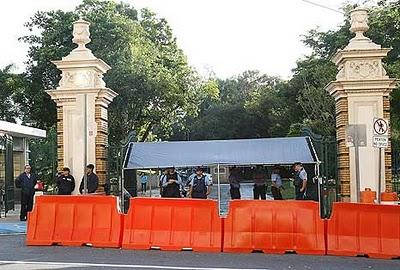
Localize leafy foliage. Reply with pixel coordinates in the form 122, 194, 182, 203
19, 0, 210, 144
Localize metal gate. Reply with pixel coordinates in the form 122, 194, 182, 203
0, 134, 14, 216
301, 127, 337, 218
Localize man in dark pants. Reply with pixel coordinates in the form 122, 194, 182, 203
188, 167, 212, 199
56, 167, 75, 195
79, 164, 99, 194
253, 165, 267, 200
293, 162, 308, 200
15, 165, 38, 221
229, 167, 241, 200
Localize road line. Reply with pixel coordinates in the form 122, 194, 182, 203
0, 260, 269, 270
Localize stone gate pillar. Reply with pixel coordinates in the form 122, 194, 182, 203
46, 19, 118, 194
326, 8, 397, 201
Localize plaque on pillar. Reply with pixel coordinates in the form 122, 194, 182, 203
346, 124, 366, 148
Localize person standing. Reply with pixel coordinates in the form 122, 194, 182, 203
229, 167, 241, 200
159, 169, 169, 197
140, 172, 148, 194
161, 167, 182, 198
271, 166, 283, 200
79, 164, 99, 194
188, 167, 212, 199
56, 167, 75, 195
15, 165, 38, 221
293, 162, 307, 200
253, 165, 267, 200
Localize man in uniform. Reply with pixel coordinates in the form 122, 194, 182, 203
188, 167, 212, 199
161, 167, 182, 198
293, 162, 307, 200
56, 167, 75, 195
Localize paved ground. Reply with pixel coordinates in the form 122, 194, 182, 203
0, 235, 399, 270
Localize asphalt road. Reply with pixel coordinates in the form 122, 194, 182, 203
0, 235, 399, 270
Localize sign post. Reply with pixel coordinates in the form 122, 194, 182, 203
346, 124, 367, 202
373, 118, 389, 204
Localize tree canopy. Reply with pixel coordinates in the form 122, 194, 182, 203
2, 0, 400, 151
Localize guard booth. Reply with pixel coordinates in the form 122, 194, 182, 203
0, 121, 46, 217
122, 136, 322, 215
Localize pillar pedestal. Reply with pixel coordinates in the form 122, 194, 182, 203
326, 8, 397, 201
46, 19, 117, 193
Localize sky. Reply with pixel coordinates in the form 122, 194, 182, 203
0, 0, 361, 79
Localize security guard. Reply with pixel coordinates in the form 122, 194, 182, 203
161, 167, 182, 198
56, 167, 75, 195
188, 167, 212, 199
293, 162, 307, 200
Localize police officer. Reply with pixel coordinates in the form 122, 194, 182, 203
293, 162, 307, 200
56, 167, 75, 195
188, 167, 212, 199
161, 167, 182, 198
15, 165, 38, 221
79, 164, 99, 194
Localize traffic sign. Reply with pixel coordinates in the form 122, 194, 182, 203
373, 118, 388, 136
373, 136, 388, 148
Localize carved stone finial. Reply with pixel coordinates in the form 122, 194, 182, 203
72, 19, 91, 50
350, 7, 369, 39
344, 7, 380, 50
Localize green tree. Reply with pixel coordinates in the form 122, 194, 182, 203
171, 70, 290, 140
20, 0, 206, 144
0, 65, 27, 122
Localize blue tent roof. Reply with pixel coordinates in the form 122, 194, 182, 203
124, 137, 318, 169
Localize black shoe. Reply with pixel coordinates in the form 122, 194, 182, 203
20, 218, 27, 221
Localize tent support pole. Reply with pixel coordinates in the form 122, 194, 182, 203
217, 163, 221, 216
149, 169, 152, 197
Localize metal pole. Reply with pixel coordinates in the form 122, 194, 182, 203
121, 168, 125, 212
354, 144, 361, 203
83, 94, 88, 194
217, 164, 221, 216
149, 169, 152, 197
378, 148, 382, 204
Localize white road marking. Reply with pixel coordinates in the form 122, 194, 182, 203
0, 260, 268, 270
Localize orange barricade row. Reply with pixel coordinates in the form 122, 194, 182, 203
223, 200, 326, 255
27, 195, 123, 248
327, 202, 400, 259
122, 197, 222, 252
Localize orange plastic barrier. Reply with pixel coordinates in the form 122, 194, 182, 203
327, 202, 400, 259
360, 188, 376, 203
122, 197, 222, 252
27, 195, 123, 248
381, 192, 398, 201
223, 200, 325, 255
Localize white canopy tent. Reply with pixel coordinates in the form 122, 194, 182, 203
123, 137, 320, 214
